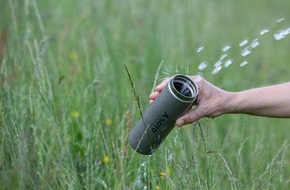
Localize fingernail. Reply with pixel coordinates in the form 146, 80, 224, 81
176, 119, 184, 126
155, 85, 161, 89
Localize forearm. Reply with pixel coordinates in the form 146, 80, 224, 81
226, 82, 290, 117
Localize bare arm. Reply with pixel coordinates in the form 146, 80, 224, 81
227, 82, 290, 117
149, 76, 290, 126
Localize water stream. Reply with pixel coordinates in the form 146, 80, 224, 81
195, 18, 290, 75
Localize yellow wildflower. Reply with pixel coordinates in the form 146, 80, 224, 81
66, 135, 71, 143
103, 156, 110, 164
159, 171, 166, 178
155, 185, 160, 190
159, 167, 171, 178
69, 51, 78, 62
106, 118, 113, 126
71, 111, 79, 118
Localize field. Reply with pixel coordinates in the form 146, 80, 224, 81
1, 0, 290, 189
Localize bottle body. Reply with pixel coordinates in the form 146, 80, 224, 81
128, 75, 198, 155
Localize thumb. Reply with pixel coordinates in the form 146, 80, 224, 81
175, 107, 206, 126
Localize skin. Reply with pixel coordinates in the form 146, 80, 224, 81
149, 76, 290, 127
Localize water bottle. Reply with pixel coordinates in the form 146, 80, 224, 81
128, 74, 198, 155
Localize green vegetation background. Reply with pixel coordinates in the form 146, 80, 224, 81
1, 0, 290, 189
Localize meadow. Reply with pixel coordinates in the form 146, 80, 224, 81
1, 0, 290, 189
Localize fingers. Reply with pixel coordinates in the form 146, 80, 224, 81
149, 75, 202, 105
175, 107, 205, 126
150, 75, 207, 125
149, 77, 171, 104
149, 91, 160, 100
149, 91, 160, 104
155, 77, 170, 91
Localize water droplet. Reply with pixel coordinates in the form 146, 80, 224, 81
212, 66, 222, 74
174, 134, 178, 144
168, 152, 173, 161
222, 45, 231, 52
241, 46, 252, 57
273, 27, 290, 41
214, 60, 223, 67
196, 46, 204, 53
276, 18, 285, 23
224, 59, 233, 67
240, 60, 249, 67
250, 38, 260, 48
259, 28, 270, 35
198, 62, 207, 71
219, 53, 227, 60
274, 31, 285, 40
239, 39, 248, 47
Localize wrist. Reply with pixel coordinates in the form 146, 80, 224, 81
222, 91, 237, 114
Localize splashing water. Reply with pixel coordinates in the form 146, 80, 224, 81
241, 46, 252, 57
214, 60, 223, 67
276, 18, 285, 23
250, 38, 260, 48
211, 52, 229, 74
239, 39, 249, 47
259, 28, 270, 35
135, 161, 148, 188
219, 53, 228, 60
273, 27, 290, 40
224, 59, 233, 67
196, 46, 204, 53
239, 38, 260, 57
193, 18, 289, 76
174, 134, 178, 145
240, 60, 249, 67
198, 62, 207, 71
222, 45, 231, 52
212, 66, 222, 75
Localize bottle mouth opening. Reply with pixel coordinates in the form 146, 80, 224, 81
170, 75, 198, 102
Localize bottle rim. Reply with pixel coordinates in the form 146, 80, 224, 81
169, 75, 198, 103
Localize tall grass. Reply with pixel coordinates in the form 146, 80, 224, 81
1, 0, 290, 189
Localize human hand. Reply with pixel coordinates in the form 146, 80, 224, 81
149, 75, 232, 126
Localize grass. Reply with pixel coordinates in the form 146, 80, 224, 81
1, 0, 290, 189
